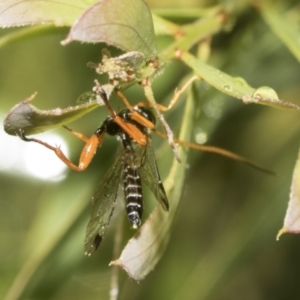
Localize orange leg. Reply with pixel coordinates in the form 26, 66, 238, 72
116, 89, 135, 113
113, 115, 147, 146
134, 76, 199, 112
153, 128, 274, 175
115, 89, 155, 130
17, 129, 105, 172
94, 80, 148, 146
159, 75, 199, 112
114, 77, 198, 146
94, 81, 273, 174
115, 77, 199, 162
129, 112, 155, 130
63, 126, 89, 143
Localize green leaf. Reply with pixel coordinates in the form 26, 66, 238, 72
3, 93, 99, 136
0, 0, 157, 58
152, 14, 182, 36
63, 0, 157, 58
4, 178, 93, 300
0, 25, 57, 48
180, 51, 299, 110
259, 2, 300, 64
0, 0, 93, 27
160, 14, 224, 60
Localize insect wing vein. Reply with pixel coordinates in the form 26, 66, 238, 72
139, 135, 169, 211
84, 148, 124, 255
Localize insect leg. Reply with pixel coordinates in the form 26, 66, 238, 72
135, 75, 199, 112
152, 128, 274, 175
93, 81, 148, 146
63, 126, 89, 143
158, 75, 199, 112
17, 129, 105, 172
142, 79, 181, 162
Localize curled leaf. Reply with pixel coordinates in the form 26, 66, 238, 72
3, 93, 99, 136
277, 150, 300, 239
110, 206, 170, 280
62, 0, 157, 58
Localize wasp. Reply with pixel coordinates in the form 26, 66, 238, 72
17, 82, 273, 255
81, 105, 168, 255
18, 103, 168, 256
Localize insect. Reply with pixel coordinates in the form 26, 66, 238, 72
18, 104, 169, 256
16, 82, 273, 255
83, 106, 169, 255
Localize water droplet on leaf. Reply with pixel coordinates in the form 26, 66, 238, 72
222, 84, 232, 91
233, 77, 247, 87
253, 86, 279, 100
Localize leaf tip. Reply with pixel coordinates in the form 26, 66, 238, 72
109, 259, 137, 280
60, 36, 71, 46
28, 92, 38, 102
109, 259, 122, 267
276, 227, 288, 240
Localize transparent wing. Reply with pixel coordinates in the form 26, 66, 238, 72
84, 148, 124, 256
138, 134, 169, 211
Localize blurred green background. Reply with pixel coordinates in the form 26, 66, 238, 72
1, 1, 300, 299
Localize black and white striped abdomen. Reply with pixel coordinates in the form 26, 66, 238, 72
123, 163, 143, 228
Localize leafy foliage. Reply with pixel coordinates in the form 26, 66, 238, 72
1, 0, 300, 299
